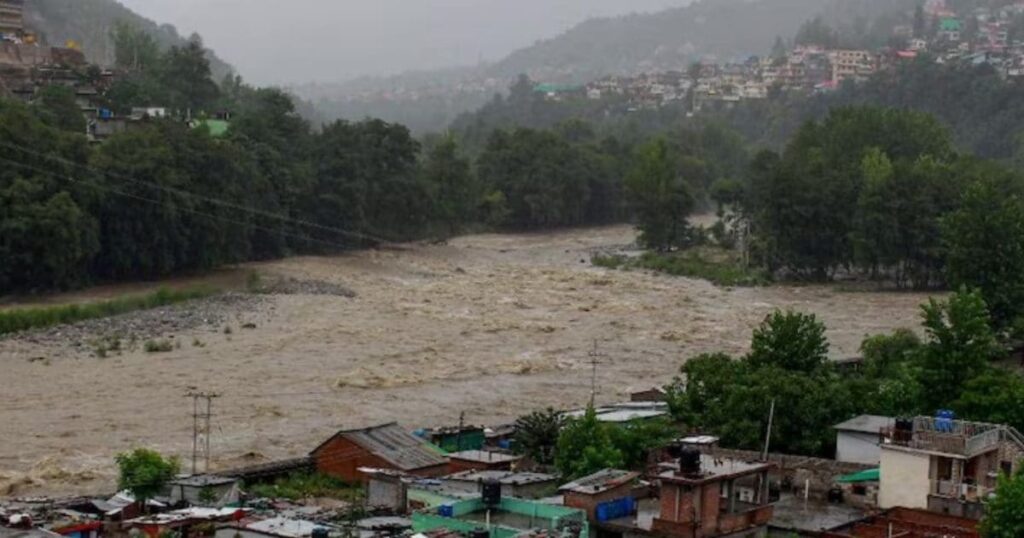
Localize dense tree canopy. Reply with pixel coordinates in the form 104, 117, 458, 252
981, 469, 1024, 538
115, 448, 180, 505
669, 290, 1024, 458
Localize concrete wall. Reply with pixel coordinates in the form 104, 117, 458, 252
366, 475, 407, 513
879, 447, 931, 509
836, 431, 882, 464
705, 447, 872, 500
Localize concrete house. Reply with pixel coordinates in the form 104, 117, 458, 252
878, 416, 1024, 519
834, 415, 894, 464
652, 452, 775, 538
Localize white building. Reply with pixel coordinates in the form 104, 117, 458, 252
834, 415, 894, 465
878, 416, 1024, 519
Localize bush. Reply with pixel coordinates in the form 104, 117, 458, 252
636, 249, 770, 287
247, 472, 360, 501
591, 254, 627, 269
0, 286, 218, 336
144, 339, 174, 353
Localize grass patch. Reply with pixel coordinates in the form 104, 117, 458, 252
0, 286, 218, 336
591, 254, 628, 269
247, 472, 362, 501
636, 249, 770, 287
143, 339, 174, 353
592, 247, 770, 287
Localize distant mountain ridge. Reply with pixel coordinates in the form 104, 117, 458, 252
23, 0, 233, 79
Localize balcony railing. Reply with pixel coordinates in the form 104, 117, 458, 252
882, 417, 1016, 457
931, 480, 987, 501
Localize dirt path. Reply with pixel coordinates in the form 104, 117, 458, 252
0, 225, 932, 497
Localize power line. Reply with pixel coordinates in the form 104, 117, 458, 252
0, 140, 396, 246
0, 156, 360, 252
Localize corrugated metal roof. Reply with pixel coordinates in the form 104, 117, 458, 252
448, 450, 521, 464
559, 469, 639, 494
834, 415, 894, 434
315, 423, 447, 471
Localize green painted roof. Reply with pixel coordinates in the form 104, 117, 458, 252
837, 468, 880, 483
534, 83, 583, 93
940, 18, 963, 32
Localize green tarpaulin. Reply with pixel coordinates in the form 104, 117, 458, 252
837, 468, 880, 483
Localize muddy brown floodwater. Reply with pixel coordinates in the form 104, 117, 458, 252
0, 225, 933, 497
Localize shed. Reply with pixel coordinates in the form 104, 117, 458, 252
559, 469, 640, 524
167, 475, 240, 507
834, 415, 894, 465
446, 450, 522, 473
311, 423, 448, 483
442, 470, 558, 500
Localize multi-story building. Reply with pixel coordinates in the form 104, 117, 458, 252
829, 50, 877, 83
0, 0, 23, 36
878, 416, 1024, 519
651, 451, 775, 538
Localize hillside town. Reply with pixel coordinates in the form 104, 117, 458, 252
562, 0, 1024, 111
0, 0, 230, 142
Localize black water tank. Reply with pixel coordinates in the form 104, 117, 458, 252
828, 488, 844, 504
482, 479, 502, 506
311, 528, 329, 538
679, 447, 702, 476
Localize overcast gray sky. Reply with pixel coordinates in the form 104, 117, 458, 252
116, 0, 691, 85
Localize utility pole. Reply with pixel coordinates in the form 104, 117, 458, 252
762, 398, 776, 461
588, 340, 606, 407
186, 391, 220, 474
457, 411, 465, 452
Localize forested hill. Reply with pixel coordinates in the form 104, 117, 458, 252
23, 0, 233, 79
490, 0, 918, 81
298, 0, 917, 133
490, 0, 809, 81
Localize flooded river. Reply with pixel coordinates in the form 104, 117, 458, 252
0, 225, 932, 497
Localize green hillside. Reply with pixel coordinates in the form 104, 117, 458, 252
23, 0, 233, 78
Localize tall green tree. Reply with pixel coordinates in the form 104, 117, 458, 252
626, 138, 695, 251
161, 36, 221, 112
944, 181, 1024, 331
110, 21, 161, 72
980, 469, 1024, 538
514, 408, 566, 465
0, 100, 97, 293
477, 128, 592, 228
747, 310, 829, 373
555, 406, 624, 479
423, 136, 477, 234
919, 289, 1002, 410
33, 86, 87, 134
115, 448, 179, 508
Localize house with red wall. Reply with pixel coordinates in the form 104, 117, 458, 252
310, 422, 448, 483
